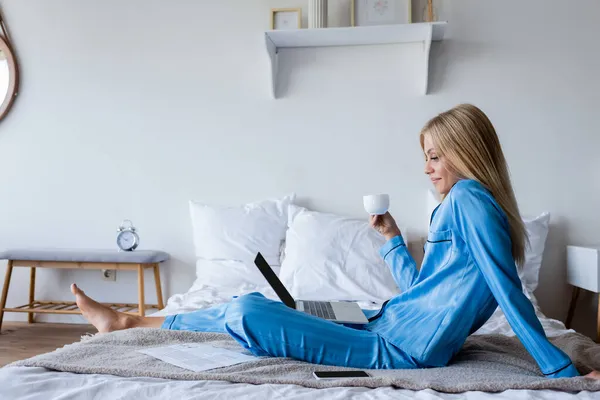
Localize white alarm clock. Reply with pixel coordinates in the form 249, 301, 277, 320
116, 219, 139, 251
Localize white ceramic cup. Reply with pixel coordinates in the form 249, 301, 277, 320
363, 194, 390, 215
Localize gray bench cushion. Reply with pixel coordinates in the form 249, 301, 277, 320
0, 249, 170, 264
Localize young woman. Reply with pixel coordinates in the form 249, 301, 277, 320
72, 104, 599, 379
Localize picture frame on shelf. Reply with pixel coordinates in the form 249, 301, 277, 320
351, 0, 411, 27
270, 8, 302, 30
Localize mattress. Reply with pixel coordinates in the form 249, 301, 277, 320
0, 285, 594, 400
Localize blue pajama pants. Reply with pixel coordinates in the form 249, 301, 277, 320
162, 292, 418, 369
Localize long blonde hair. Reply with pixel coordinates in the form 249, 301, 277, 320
420, 104, 527, 266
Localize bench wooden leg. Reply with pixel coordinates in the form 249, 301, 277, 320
137, 264, 145, 317
28, 267, 36, 324
565, 286, 580, 329
0, 260, 14, 332
153, 264, 164, 309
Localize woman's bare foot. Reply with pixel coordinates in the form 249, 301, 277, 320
71, 283, 133, 333
585, 370, 600, 380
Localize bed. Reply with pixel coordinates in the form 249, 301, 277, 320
1, 285, 599, 399
1, 194, 599, 398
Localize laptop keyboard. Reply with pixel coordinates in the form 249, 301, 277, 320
304, 301, 335, 319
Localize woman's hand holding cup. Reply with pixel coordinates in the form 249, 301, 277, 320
369, 212, 402, 241
363, 194, 401, 241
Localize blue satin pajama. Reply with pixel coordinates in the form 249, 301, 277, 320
163, 179, 579, 378
163, 293, 418, 369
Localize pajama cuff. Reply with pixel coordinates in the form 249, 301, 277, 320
162, 315, 176, 330
544, 362, 579, 379
379, 235, 406, 259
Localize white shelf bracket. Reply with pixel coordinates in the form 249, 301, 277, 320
265, 34, 278, 99
422, 24, 433, 95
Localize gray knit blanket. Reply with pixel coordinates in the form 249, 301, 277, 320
7, 328, 600, 392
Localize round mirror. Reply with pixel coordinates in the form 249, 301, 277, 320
0, 36, 18, 121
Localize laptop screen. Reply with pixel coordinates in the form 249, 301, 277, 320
253, 252, 296, 309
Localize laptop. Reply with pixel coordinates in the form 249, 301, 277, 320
253, 252, 369, 324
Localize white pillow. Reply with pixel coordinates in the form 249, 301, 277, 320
189, 194, 294, 266
189, 193, 294, 291
279, 205, 402, 303
519, 212, 551, 293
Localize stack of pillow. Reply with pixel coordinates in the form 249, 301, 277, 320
186, 194, 401, 305
171, 193, 552, 327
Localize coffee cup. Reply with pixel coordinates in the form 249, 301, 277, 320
363, 194, 390, 215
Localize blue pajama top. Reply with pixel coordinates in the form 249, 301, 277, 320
366, 179, 579, 379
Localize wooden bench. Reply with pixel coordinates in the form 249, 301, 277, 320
0, 249, 170, 332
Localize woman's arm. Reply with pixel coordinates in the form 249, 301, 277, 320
371, 213, 418, 293
450, 183, 579, 379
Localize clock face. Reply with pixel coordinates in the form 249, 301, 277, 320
117, 231, 137, 251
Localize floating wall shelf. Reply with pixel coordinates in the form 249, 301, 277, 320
265, 22, 447, 98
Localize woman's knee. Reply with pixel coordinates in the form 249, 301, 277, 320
224, 293, 269, 333
224, 293, 272, 356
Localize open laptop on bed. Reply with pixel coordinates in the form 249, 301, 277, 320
254, 252, 369, 324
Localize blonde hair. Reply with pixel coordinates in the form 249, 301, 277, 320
420, 104, 527, 266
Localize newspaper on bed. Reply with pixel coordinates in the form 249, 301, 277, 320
138, 343, 259, 372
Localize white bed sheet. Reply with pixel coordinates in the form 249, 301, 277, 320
0, 286, 590, 400
1, 366, 596, 400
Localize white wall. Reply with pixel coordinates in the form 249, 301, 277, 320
0, 0, 599, 338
